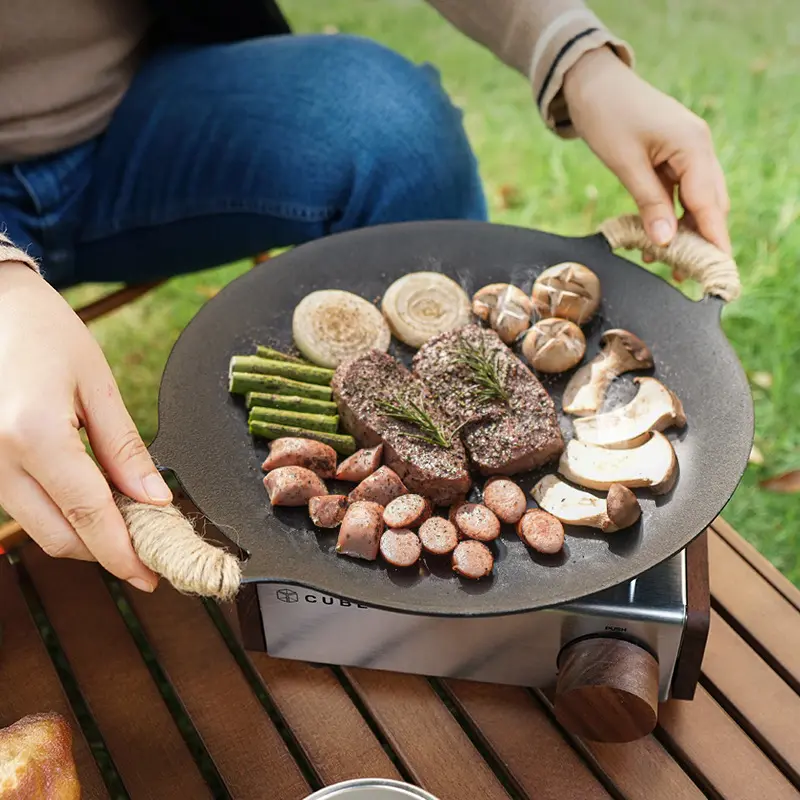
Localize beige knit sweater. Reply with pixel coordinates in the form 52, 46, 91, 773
0, 0, 633, 271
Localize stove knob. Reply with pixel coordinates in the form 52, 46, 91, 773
554, 637, 659, 743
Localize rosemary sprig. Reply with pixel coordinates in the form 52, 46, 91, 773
375, 396, 454, 448
455, 339, 510, 404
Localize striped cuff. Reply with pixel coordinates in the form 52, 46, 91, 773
0, 232, 40, 273
531, 10, 635, 139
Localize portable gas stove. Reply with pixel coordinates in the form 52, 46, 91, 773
233, 535, 708, 742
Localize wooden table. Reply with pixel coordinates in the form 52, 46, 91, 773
2, 518, 799, 800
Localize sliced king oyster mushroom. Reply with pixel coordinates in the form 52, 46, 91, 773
472, 283, 532, 344
381, 271, 472, 348
558, 432, 678, 495
293, 290, 391, 368
531, 263, 602, 325
572, 377, 686, 448
532, 475, 641, 532
562, 329, 653, 416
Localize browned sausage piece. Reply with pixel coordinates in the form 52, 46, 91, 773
453, 503, 501, 542
448, 496, 468, 526
309, 495, 349, 528
452, 540, 494, 580
380, 528, 422, 568
482, 477, 527, 525
383, 494, 431, 529
348, 466, 408, 507
336, 501, 384, 561
517, 509, 565, 554
263, 466, 327, 507
335, 444, 383, 482
262, 437, 337, 479
418, 517, 458, 556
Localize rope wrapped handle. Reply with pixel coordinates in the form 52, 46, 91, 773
115, 492, 242, 602
598, 214, 741, 302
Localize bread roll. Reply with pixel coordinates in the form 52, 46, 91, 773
0, 713, 80, 799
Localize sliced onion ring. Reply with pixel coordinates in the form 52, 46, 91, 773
293, 290, 391, 368
381, 271, 471, 348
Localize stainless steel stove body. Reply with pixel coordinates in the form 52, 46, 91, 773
258, 550, 687, 701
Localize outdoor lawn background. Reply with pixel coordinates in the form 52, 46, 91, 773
63, 1, 798, 580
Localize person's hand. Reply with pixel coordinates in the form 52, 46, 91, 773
0, 263, 172, 590
563, 47, 731, 257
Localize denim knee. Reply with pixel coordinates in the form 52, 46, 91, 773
323, 35, 487, 224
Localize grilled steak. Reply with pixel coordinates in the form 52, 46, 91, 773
332, 350, 472, 506
413, 325, 564, 475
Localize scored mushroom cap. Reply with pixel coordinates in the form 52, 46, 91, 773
522, 318, 586, 373
606, 484, 642, 529
600, 329, 654, 370
531, 263, 602, 325
472, 283, 528, 318
472, 283, 532, 344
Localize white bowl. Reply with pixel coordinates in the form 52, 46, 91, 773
304, 778, 440, 799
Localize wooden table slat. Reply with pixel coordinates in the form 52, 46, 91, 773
124, 582, 310, 800
19, 547, 214, 800
701, 609, 800, 784
443, 681, 611, 800
711, 520, 800, 612
218, 600, 402, 786
658, 686, 798, 799
585, 733, 705, 800
250, 654, 403, 786
344, 668, 512, 800
531, 689, 705, 800
708, 532, 800, 690
0, 558, 108, 799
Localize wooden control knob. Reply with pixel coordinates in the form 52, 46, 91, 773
554, 637, 659, 743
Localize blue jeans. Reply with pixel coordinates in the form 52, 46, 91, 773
0, 35, 486, 289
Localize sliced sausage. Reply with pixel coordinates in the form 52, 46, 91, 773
517, 509, 565, 554
452, 540, 494, 580
418, 517, 458, 556
335, 445, 383, 482
482, 477, 526, 524
336, 501, 384, 561
348, 466, 408, 507
309, 495, 349, 528
263, 467, 327, 507
383, 494, 431, 529
448, 496, 468, 526
380, 529, 422, 568
453, 503, 501, 542
262, 437, 336, 479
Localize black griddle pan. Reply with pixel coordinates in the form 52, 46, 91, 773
149, 220, 753, 616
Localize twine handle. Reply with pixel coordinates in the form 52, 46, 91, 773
114, 492, 242, 602
598, 214, 741, 302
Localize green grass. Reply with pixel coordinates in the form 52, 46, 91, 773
62, 0, 799, 581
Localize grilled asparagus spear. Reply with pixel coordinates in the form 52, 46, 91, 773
248, 406, 339, 433
245, 392, 337, 416
249, 420, 356, 455
230, 355, 333, 386
255, 345, 312, 365
229, 371, 332, 400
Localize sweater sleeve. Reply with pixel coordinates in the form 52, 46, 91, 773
424, 0, 634, 138
0, 231, 40, 272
